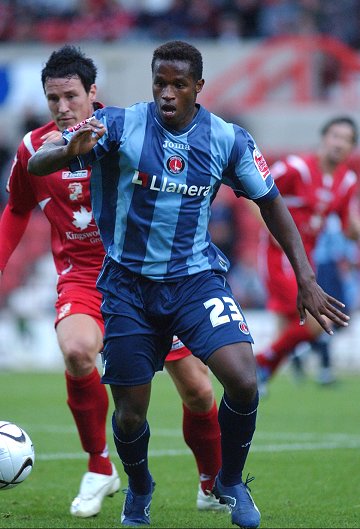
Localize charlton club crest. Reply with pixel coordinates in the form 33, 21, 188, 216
167, 155, 185, 174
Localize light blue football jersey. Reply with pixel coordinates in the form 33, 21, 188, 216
64, 102, 278, 281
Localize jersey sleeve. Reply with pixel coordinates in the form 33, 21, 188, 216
7, 138, 38, 213
0, 204, 31, 271
1, 135, 38, 271
223, 127, 278, 203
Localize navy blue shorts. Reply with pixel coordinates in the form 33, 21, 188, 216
97, 256, 253, 386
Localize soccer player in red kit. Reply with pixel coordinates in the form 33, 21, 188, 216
256, 116, 360, 394
0, 45, 223, 517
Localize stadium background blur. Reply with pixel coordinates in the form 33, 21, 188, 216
1, 0, 360, 374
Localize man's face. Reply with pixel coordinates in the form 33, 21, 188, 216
44, 75, 96, 131
322, 122, 356, 166
152, 59, 204, 131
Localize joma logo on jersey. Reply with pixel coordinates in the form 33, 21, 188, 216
132, 171, 211, 197
163, 139, 190, 151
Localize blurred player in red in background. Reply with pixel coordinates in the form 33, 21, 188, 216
0, 45, 224, 517
255, 116, 360, 395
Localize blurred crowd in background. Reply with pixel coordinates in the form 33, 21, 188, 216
0, 0, 359, 48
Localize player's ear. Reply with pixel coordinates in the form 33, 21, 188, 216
89, 84, 97, 102
195, 79, 204, 94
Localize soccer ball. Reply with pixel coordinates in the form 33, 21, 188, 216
0, 421, 35, 490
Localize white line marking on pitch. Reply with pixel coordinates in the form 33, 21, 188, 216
35, 435, 360, 461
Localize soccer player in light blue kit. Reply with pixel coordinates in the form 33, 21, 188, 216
28, 41, 349, 528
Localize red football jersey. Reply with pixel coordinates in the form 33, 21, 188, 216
259, 153, 358, 316
268, 153, 358, 257
7, 119, 105, 289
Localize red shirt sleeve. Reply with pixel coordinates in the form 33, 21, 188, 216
270, 158, 300, 195
0, 204, 31, 272
0, 133, 38, 272
7, 140, 38, 213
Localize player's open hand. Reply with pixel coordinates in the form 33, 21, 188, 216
65, 117, 106, 157
296, 279, 350, 334
28, 117, 106, 176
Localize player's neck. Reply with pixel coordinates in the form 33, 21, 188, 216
318, 155, 337, 176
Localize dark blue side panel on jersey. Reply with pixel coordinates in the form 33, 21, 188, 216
120, 108, 163, 273
221, 127, 250, 196
91, 151, 121, 252
167, 110, 213, 275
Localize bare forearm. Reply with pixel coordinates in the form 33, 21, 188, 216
28, 121, 105, 176
259, 195, 315, 284
27, 142, 75, 175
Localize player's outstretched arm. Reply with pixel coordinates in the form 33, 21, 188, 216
258, 194, 350, 334
0, 206, 31, 278
28, 118, 106, 176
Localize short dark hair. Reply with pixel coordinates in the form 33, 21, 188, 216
151, 40, 203, 81
321, 116, 358, 145
41, 45, 97, 94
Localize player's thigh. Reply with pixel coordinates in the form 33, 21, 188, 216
207, 341, 257, 402
98, 261, 172, 386
56, 313, 103, 358
102, 330, 171, 386
175, 271, 253, 362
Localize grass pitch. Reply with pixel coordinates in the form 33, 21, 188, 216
0, 368, 359, 528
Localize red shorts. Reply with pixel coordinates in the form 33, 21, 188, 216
166, 336, 192, 362
55, 279, 104, 333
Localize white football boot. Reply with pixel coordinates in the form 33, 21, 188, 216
196, 484, 229, 512
70, 463, 120, 518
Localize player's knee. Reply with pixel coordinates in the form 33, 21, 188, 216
226, 372, 258, 405
182, 384, 214, 412
115, 408, 146, 436
61, 337, 97, 373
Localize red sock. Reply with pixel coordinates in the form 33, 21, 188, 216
256, 321, 314, 376
182, 401, 221, 494
65, 368, 112, 475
